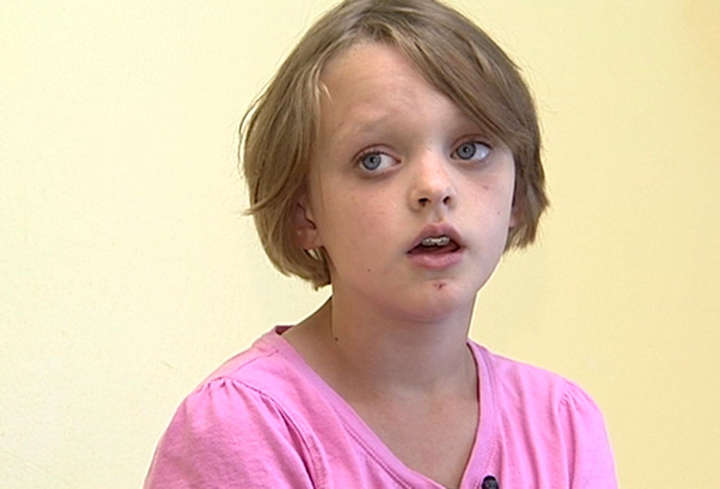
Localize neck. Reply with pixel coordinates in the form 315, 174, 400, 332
307, 291, 476, 401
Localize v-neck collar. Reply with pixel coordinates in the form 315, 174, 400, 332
263, 325, 499, 489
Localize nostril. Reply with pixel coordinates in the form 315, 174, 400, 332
442, 195, 451, 205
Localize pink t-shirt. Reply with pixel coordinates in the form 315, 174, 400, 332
144, 326, 617, 488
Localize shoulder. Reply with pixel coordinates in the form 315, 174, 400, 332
144, 328, 325, 488
164, 326, 316, 443
472, 342, 601, 413
470, 342, 618, 487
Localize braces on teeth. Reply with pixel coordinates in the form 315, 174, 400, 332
421, 236, 451, 247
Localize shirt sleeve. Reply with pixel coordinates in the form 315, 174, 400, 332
559, 384, 618, 489
143, 378, 323, 489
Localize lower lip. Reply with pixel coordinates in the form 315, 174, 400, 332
406, 248, 464, 270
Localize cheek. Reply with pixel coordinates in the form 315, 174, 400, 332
463, 179, 514, 247
342, 199, 395, 245
485, 169, 516, 213
320, 190, 397, 256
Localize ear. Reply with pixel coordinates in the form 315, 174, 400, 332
509, 182, 522, 229
293, 194, 322, 250
510, 199, 520, 229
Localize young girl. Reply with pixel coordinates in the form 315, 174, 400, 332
144, 0, 617, 487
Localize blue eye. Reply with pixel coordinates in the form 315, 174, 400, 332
358, 151, 394, 172
454, 141, 491, 161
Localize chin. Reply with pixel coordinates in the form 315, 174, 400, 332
396, 280, 477, 322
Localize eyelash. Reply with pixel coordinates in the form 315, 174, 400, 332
355, 140, 493, 174
451, 140, 493, 161
356, 149, 396, 173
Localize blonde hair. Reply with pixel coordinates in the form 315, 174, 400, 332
240, 0, 549, 289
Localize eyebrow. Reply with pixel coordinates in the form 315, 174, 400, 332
332, 111, 394, 145
334, 111, 488, 143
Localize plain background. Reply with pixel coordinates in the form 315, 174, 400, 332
2, 0, 719, 487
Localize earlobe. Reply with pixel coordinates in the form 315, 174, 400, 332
293, 197, 322, 250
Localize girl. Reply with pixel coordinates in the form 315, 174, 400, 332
144, 1, 617, 487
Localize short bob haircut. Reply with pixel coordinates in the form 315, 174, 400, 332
240, 0, 548, 289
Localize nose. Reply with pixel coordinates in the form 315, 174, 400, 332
408, 152, 457, 212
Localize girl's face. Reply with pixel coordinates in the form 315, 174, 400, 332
296, 42, 517, 321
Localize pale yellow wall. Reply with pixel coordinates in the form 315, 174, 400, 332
2, 0, 718, 487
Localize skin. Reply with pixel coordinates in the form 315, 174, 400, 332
285, 42, 518, 488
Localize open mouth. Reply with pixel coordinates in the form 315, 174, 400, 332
407, 235, 461, 255
406, 225, 464, 270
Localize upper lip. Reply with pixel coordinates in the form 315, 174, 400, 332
407, 222, 464, 252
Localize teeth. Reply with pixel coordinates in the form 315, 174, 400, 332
421, 235, 451, 247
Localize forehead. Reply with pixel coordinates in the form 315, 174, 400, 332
317, 42, 473, 142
